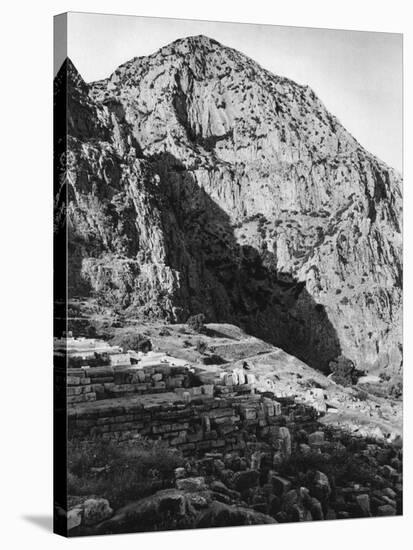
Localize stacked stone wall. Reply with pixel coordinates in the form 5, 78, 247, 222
68, 390, 319, 456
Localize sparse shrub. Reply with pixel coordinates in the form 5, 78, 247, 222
196, 339, 208, 354
354, 388, 369, 401
67, 439, 184, 509
113, 333, 152, 353
278, 446, 378, 488
159, 327, 171, 336
187, 313, 206, 333
389, 381, 403, 399
328, 355, 363, 387
202, 354, 227, 365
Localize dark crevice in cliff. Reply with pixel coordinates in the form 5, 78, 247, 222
151, 152, 341, 372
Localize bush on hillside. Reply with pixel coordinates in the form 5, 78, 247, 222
187, 313, 206, 333
328, 355, 363, 387
113, 333, 152, 353
67, 439, 184, 509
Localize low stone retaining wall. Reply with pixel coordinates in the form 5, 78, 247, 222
68, 391, 319, 456
65, 363, 193, 403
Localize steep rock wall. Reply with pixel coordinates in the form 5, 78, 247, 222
55, 36, 402, 373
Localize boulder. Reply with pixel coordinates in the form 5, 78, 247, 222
67, 507, 82, 531
232, 469, 260, 492
308, 431, 325, 448
176, 476, 207, 492
269, 474, 292, 497
278, 427, 292, 458
382, 487, 397, 499
210, 480, 241, 500
299, 443, 311, 456
309, 497, 324, 520
312, 471, 331, 504
377, 504, 397, 516
250, 451, 263, 471
82, 498, 113, 526
282, 489, 299, 511
95, 489, 190, 534
355, 494, 371, 517
174, 467, 186, 479
272, 451, 284, 468
196, 501, 276, 528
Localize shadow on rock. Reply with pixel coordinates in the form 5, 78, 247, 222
152, 151, 341, 371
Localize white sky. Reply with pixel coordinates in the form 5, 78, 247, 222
65, 12, 402, 172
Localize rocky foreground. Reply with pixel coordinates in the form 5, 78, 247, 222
60, 322, 402, 535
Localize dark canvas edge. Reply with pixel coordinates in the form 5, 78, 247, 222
53, 12, 69, 538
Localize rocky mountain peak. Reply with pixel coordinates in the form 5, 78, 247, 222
166, 34, 222, 52
55, 37, 402, 376
56, 57, 88, 93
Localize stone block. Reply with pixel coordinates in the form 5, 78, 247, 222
377, 504, 396, 516
67, 386, 82, 396
269, 473, 291, 496
232, 469, 260, 492
67, 368, 86, 378
174, 467, 186, 479
203, 416, 211, 432
308, 431, 325, 448
242, 408, 257, 421
356, 494, 371, 517
176, 477, 207, 492
67, 507, 82, 531
278, 427, 292, 458
202, 384, 214, 397
82, 498, 113, 526
67, 376, 81, 386
274, 402, 282, 416
251, 451, 263, 470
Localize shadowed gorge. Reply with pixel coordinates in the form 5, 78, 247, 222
150, 151, 342, 371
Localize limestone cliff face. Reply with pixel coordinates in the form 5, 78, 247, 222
55, 36, 402, 374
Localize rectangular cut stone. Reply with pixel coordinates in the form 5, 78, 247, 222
67, 368, 86, 378
67, 386, 83, 396
243, 408, 257, 420
202, 384, 214, 396
265, 402, 275, 416
274, 402, 282, 416
235, 369, 246, 385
